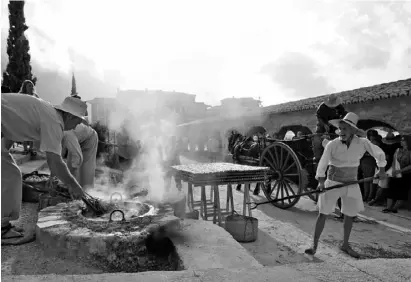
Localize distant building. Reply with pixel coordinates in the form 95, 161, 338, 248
87, 89, 209, 142
87, 97, 121, 126
207, 97, 262, 117
115, 89, 209, 123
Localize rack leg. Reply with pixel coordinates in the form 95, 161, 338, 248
243, 183, 252, 217
187, 182, 194, 212
201, 186, 207, 220
213, 185, 217, 224
230, 185, 234, 213
214, 185, 222, 226
226, 184, 233, 212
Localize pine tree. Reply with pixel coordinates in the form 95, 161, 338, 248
2, 1, 36, 92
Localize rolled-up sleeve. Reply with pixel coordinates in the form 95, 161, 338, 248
316, 140, 333, 179
364, 139, 387, 168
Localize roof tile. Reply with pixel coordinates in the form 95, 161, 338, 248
263, 78, 411, 114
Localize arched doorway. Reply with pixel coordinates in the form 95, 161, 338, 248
357, 119, 397, 131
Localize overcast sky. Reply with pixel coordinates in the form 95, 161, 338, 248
1, 0, 411, 105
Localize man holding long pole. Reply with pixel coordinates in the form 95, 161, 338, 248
305, 112, 387, 258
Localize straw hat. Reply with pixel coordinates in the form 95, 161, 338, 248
324, 94, 342, 108
54, 96, 88, 121
329, 112, 366, 137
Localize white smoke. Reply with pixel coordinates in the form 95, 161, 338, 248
91, 91, 183, 205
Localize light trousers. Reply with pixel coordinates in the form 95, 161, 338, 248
1, 151, 22, 225
68, 130, 98, 190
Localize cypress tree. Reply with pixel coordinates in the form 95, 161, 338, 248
2, 1, 36, 92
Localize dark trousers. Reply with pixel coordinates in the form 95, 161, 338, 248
360, 156, 376, 200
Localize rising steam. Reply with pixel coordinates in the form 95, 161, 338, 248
91, 92, 184, 205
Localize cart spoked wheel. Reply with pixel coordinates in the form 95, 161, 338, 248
259, 142, 304, 209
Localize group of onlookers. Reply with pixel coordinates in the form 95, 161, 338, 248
359, 130, 411, 213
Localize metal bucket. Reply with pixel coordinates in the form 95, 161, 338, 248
225, 212, 258, 243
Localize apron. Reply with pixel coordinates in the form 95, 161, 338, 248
1, 138, 23, 223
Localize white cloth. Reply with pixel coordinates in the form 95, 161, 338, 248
318, 179, 364, 217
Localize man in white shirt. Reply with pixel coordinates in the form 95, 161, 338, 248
305, 112, 386, 258
2, 94, 86, 240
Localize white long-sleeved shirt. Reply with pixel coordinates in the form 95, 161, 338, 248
316, 135, 387, 179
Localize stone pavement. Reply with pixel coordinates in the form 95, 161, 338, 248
2, 259, 410, 282
2, 266, 320, 282
3, 154, 410, 281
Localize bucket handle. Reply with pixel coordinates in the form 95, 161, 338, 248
109, 209, 125, 222
110, 192, 123, 203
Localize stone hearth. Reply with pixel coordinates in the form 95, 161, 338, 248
36, 201, 182, 272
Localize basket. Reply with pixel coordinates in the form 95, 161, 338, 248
225, 212, 258, 243
22, 171, 50, 192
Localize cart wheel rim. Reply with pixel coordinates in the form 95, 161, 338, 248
260, 142, 303, 209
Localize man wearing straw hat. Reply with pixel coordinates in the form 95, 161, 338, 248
60, 95, 98, 190
1, 94, 87, 240
305, 112, 387, 258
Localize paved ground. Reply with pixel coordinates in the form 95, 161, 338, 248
178, 155, 411, 265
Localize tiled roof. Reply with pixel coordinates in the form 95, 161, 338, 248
263, 78, 411, 114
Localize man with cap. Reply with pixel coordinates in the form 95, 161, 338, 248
1, 94, 86, 240
305, 112, 387, 258
316, 94, 347, 134
59, 95, 97, 190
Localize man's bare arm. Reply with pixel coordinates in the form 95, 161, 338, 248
46, 152, 83, 199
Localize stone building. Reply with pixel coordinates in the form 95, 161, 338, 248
178, 78, 411, 143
